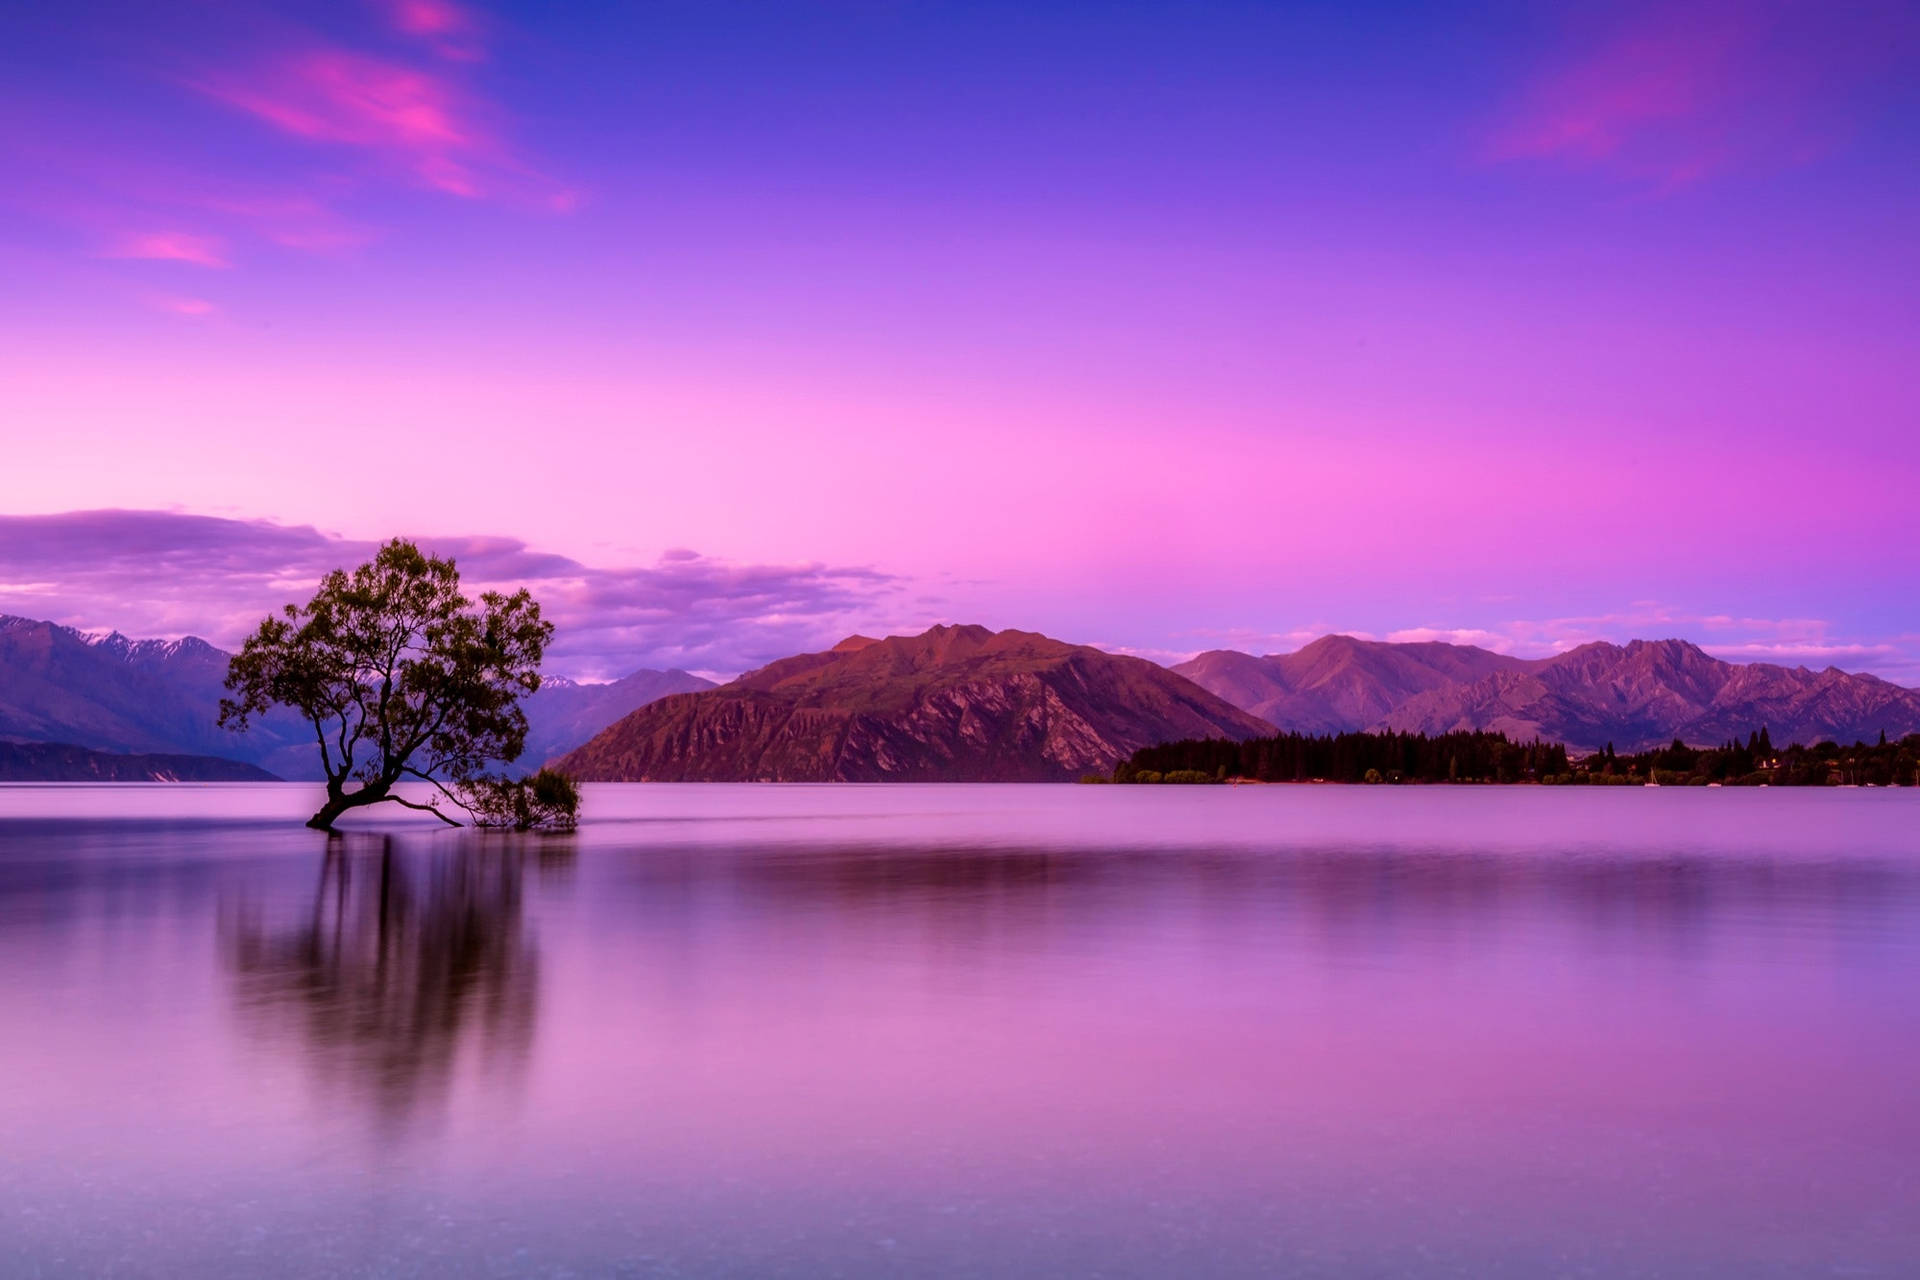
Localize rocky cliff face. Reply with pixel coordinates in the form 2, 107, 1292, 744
1179, 632, 1920, 753
556, 624, 1274, 782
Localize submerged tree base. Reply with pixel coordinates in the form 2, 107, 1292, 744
305, 780, 468, 831
217, 538, 569, 832
300, 770, 580, 833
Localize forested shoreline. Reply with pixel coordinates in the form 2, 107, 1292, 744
1104, 727, 1920, 786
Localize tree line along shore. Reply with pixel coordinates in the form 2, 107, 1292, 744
1096, 728, 1920, 787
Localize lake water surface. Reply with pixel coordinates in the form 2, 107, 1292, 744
2, 784, 1917, 1277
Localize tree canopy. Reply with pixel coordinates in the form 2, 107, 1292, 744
219, 538, 576, 830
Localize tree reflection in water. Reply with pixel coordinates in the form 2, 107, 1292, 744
224, 834, 573, 1134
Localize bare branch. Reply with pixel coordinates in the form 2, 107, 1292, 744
386, 794, 463, 827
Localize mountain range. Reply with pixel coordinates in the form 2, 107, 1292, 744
6, 611, 1918, 782
555, 624, 1273, 782
1175, 634, 1920, 753
1175, 637, 1524, 733
0, 614, 710, 780
517, 669, 716, 766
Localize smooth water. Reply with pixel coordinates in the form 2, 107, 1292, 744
2, 784, 1917, 1278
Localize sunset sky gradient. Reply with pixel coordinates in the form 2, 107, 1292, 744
2, 0, 1916, 679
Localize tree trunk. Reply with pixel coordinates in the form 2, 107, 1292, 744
307, 780, 390, 831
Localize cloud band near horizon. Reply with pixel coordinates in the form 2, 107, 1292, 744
0, 510, 907, 680
2, 509, 1916, 688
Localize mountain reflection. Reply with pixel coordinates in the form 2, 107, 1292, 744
607, 840, 1919, 980
223, 834, 572, 1134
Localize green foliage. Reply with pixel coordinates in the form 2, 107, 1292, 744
460, 768, 581, 831
1108, 764, 1220, 785
1119, 729, 1569, 784
1573, 732, 1920, 787
1117, 725, 1920, 788
219, 538, 560, 829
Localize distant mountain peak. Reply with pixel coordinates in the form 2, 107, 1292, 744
558, 624, 1269, 782
0, 611, 717, 778
1175, 634, 1526, 735
1179, 632, 1920, 753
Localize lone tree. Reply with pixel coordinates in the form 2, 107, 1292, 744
219, 538, 576, 831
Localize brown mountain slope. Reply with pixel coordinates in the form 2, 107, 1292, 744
556, 624, 1274, 781
1179, 633, 1920, 752
1175, 635, 1526, 732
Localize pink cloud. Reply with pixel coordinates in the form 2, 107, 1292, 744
384, 0, 486, 61
1490, 20, 1744, 177
146, 296, 219, 318
197, 50, 490, 196
206, 51, 472, 148
103, 230, 229, 268
1485, 2, 1913, 187
193, 43, 569, 206
204, 193, 380, 254
1358, 610, 1920, 684
0, 510, 905, 680
1384, 627, 1516, 651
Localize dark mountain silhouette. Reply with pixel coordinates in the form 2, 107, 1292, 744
556, 624, 1274, 782
1180, 634, 1920, 753
0, 740, 278, 782
0, 615, 314, 774
0, 614, 705, 780
522, 669, 715, 766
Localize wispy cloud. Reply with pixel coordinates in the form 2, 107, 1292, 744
1383, 609, 1920, 686
202, 191, 380, 254
3, 1, 563, 301
382, 0, 487, 62
146, 295, 219, 317
102, 230, 229, 267
1086, 642, 1204, 667
196, 50, 491, 197
1485, 1, 1916, 188
0, 510, 905, 680
1488, 12, 1745, 185
1177, 625, 1379, 658
1158, 611, 1919, 687
1384, 627, 1515, 649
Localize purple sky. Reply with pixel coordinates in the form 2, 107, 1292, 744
2, 1, 1917, 681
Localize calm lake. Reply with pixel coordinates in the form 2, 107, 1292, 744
2, 784, 1917, 1277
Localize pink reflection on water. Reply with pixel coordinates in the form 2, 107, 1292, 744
0, 785, 1916, 1274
